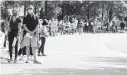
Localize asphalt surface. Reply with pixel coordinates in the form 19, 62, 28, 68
0, 33, 127, 75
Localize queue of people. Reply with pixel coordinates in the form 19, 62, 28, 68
0, 5, 126, 64
1, 5, 49, 64
48, 18, 126, 36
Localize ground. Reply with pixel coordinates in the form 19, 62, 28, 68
0, 33, 127, 75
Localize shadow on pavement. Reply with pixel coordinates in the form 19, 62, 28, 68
81, 57, 127, 65
1, 68, 127, 75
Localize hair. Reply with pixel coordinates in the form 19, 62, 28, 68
12, 9, 17, 13
42, 19, 48, 26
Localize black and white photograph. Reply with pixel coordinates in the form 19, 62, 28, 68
0, 0, 127, 75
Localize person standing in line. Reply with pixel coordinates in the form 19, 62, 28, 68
90, 20, 95, 33
7, 9, 22, 63
59, 20, 64, 35
48, 20, 52, 36
85, 20, 89, 33
1, 20, 8, 48
74, 18, 78, 33
111, 21, 116, 33
50, 18, 56, 36
38, 19, 48, 56
22, 5, 41, 64
120, 20, 125, 32
66, 20, 71, 35
54, 19, 58, 36
77, 19, 84, 35
71, 18, 75, 35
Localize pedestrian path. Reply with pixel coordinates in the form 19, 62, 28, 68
1, 33, 127, 75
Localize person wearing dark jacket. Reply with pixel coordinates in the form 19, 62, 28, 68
22, 5, 41, 64
7, 9, 22, 63
120, 21, 125, 31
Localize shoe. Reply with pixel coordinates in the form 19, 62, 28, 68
19, 56, 23, 60
37, 53, 41, 56
25, 60, 29, 63
42, 53, 46, 56
14, 60, 17, 63
8, 59, 13, 63
33, 60, 41, 64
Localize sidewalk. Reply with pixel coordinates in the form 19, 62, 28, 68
1, 33, 127, 75
105, 34, 127, 52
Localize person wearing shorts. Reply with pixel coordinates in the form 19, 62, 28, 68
22, 5, 41, 64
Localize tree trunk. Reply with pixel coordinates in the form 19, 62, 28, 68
34, 1, 37, 15
45, 1, 47, 19
102, 2, 104, 21
109, 7, 113, 22
24, 2, 26, 16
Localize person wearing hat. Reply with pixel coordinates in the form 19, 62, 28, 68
7, 9, 22, 63
22, 5, 41, 64
38, 19, 48, 56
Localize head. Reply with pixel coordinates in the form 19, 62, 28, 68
72, 18, 75, 22
42, 19, 48, 26
80, 19, 83, 22
12, 9, 18, 16
51, 18, 55, 21
60, 20, 62, 23
27, 5, 34, 15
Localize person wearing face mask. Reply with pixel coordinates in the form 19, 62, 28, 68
7, 9, 22, 63
22, 5, 41, 64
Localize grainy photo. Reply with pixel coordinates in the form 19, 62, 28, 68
0, 0, 127, 75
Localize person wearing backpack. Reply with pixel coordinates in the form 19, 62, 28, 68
7, 9, 22, 63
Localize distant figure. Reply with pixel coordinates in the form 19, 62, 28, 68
59, 20, 65, 35
85, 20, 89, 33
77, 19, 84, 34
120, 20, 125, 32
50, 18, 56, 36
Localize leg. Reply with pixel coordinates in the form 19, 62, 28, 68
14, 41, 18, 63
31, 36, 41, 64
38, 37, 43, 56
4, 35, 7, 47
41, 37, 46, 55
23, 37, 30, 63
32, 47, 37, 61
25, 46, 30, 63
8, 32, 14, 61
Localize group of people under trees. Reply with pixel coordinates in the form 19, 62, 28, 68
48, 17, 126, 36
0, 5, 126, 64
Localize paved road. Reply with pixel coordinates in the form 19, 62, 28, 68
0, 33, 127, 75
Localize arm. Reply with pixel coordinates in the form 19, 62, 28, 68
31, 25, 38, 34
23, 24, 31, 33
31, 16, 39, 34
17, 23, 22, 38
23, 17, 32, 33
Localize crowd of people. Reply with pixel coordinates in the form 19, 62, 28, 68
0, 5, 126, 64
47, 16, 126, 36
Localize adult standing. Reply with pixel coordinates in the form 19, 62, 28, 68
74, 18, 78, 33
120, 20, 125, 32
85, 20, 89, 33
22, 5, 41, 64
8, 9, 22, 63
77, 19, 84, 34
90, 21, 95, 33
50, 18, 56, 36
